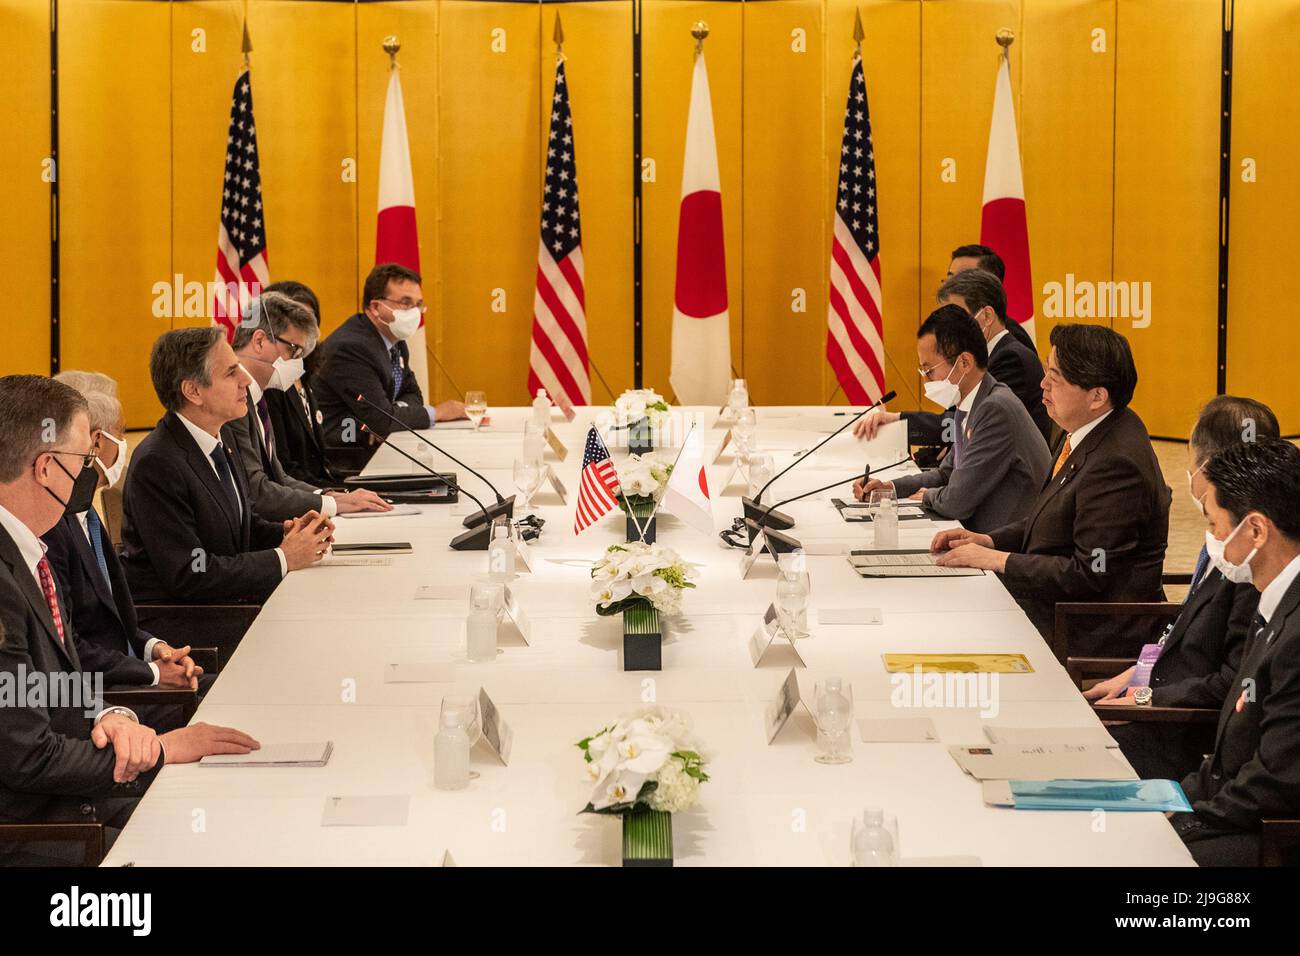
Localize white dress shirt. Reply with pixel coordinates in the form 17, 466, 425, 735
986, 328, 1010, 354
1066, 407, 1113, 453
0, 502, 138, 725
176, 413, 287, 577
1259, 553, 1300, 625
243, 373, 336, 517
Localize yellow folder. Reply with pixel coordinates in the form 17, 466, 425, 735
882, 653, 1034, 674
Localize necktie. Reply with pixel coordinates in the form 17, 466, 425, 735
210, 444, 240, 513
35, 556, 66, 647
256, 395, 276, 467
1051, 436, 1073, 479
85, 507, 112, 591
389, 346, 404, 399
952, 408, 968, 467
1187, 546, 1210, 598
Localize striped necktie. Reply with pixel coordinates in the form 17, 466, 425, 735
85, 506, 112, 591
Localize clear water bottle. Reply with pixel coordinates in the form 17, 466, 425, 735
434, 712, 470, 790
488, 521, 515, 581
851, 808, 897, 867
466, 590, 498, 663
532, 388, 552, 428
873, 495, 899, 549
727, 378, 749, 416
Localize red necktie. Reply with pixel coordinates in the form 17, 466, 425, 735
36, 556, 66, 647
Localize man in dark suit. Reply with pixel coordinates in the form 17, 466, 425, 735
945, 243, 1036, 350
260, 281, 337, 486
1088, 396, 1279, 781
121, 328, 334, 605
0, 376, 257, 862
854, 306, 1050, 534
932, 324, 1171, 656
855, 264, 1047, 449
312, 263, 465, 465
41, 372, 202, 692
228, 290, 391, 521
1169, 438, 1300, 866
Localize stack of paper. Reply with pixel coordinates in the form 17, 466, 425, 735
200, 742, 334, 768
848, 550, 984, 578
982, 779, 1192, 812
948, 743, 1134, 781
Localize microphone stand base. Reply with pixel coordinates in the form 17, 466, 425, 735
742, 497, 795, 531
462, 497, 515, 529
449, 524, 491, 551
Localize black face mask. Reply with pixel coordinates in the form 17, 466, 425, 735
46, 457, 97, 517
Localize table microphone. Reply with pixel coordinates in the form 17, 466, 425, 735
741, 389, 897, 531
354, 393, 514, 529
359, 424, 498, 551
746, 456, 914, 555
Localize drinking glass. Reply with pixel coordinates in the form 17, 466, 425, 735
813, 678, 854, 764
522, 421, 546, 463
513, 457, 543, 507
465, 390, 487, 431
733, 406, 758, 457
746, 452, 775, 498
440, 695, 483, 779
775, 574, 809, 640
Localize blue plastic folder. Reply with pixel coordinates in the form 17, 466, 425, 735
1004, 779, 1192, 812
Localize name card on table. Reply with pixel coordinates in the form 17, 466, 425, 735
477, 687, 514, 766
545, 427, 569, 460
815, 607, 883, 626
384, 661, 457, 684
316, 555, 393, 568
764, 668, 815, 744
499, 586, 533, 646
415, 584, 463, 601
748, 603, 808, 668
515, 537, 535, 574
441, 849, 457, 867
321, 794, 410, 827
543, 464, 568, 504
712, 429, 733, 464
739, 546, 760, 580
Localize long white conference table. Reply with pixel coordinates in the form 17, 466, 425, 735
104, 406, 1194, 866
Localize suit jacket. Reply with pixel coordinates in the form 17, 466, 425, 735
120, 411, 284, 604
891, 375, 1051, 534
1179, 572, 1300, 836
42, 513, 156, 688
1107, 570, 1258, 782
988, 406, 1171, 655
226, 391, 326, 522
0, 524, 159, 824
314, 313, 430, 449
264, 380, 335, 487
901, 327, 1049, 446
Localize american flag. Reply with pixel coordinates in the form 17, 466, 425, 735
529, 59, 592, 408
574, 426, 620, 534
825, 54, 886, 405
213, 68, 269, 341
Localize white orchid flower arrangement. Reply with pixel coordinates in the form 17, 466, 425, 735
614, 388, 671, 430
577, 706, 710, 814
615, 452, 674, 510
590, 542, 697, 616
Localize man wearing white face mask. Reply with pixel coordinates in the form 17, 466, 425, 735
854, 306, 1049, 533
313, 263, 466, 466
1170, 437, 1300, 866
41, 374, 205, 696
228, 292, 392, 522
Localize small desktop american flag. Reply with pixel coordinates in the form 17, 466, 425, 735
574, 427, 620, 534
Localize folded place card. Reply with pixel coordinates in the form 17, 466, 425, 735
200, 742, 334, 767
712, 429, 733, 463
545, 427, 568, 460
542, 465, 568, 504
815, 607, 883, 626
383, 661, 456, 684
321, 794, 411, 827
882, 653, 1034, 674
858, 717, 939, 743
515, 538, 535, 574
747, 604, 807, 668
315, 555, 393, 568
499, 587, 533, 645
477, 687, 514, 765
764, 668, 815, 744
983, 725, 1117, 748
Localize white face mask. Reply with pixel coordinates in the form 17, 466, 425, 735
386, 307, 422, 341
1186, 462, 1206, 516
1205, 516, 1259, 585
95, 431, 128, 489
269, 356, 306, 391
923, 361, 967, 409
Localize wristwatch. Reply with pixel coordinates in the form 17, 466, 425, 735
1132, 686, 1154, 706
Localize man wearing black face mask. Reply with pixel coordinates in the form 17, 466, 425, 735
41, 374, 204, 695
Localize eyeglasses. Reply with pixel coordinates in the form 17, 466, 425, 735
916, 360, 951, 381
273, 334, 306, 360
47, 449, 96, 469
380, 297, 428, 315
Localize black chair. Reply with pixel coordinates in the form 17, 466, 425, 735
0, 821, 105, 866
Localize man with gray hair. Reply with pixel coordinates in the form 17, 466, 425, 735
0, 375, 258, 860
121, 328, 334, 604
43, 371, 204, 695
228, 292, 391, 521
